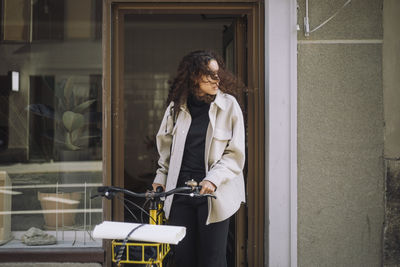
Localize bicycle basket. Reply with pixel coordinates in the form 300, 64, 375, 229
112, 240, 170, 265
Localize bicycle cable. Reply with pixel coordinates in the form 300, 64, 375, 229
125, 196, 157, 224
141, 198, 150, 224
115, 195, 139, 222
115, 223, 146, 266
116, 193, 158, 224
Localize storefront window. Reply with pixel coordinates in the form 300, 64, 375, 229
0, 0, 102, 248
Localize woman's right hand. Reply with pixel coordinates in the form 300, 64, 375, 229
152, 183, 165, 192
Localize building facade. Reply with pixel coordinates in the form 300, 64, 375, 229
0, 0, 399, 266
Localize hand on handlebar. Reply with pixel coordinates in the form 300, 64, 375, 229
152, 183, 165, 192
199, 180, 216, 195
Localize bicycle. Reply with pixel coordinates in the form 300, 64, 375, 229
92, 179, 215, 267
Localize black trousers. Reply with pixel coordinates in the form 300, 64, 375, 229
169, 194, 230, 267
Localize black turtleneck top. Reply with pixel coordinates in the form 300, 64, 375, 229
178, 94, 210, 182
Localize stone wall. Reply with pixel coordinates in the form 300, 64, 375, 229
297, 0, 384, 266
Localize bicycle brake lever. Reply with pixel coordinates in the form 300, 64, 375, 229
201, 193, 217, 199
104, 190, 116, 200
96, 187, 117, 200
182, 192, 216, 199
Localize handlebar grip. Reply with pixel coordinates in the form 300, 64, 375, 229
97, 186, 108, 193
156, 186, 164, 193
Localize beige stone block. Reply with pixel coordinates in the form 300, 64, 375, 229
0, 171, 12, 245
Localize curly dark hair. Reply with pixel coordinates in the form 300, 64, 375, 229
167, 50, 245, 115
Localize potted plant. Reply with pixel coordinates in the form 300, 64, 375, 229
28, 76, 102, 161
28, 76, 102, 228
37, 191, 82, 229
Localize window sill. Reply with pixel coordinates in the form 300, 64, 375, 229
0, 247, 105, 262
0, 231, 104, 262
1, 230, 102, 248
0, 161, 102, 174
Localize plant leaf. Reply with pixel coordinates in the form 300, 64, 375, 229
65, 132, 81, 150
62, 111, 84, 132
72, 85, 90, 99
73, 99, 96, 113
55, 82, 64, 100
63, 77, 74, 100
71, 128, 81, 143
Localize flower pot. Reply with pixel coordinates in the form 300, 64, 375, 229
38, 192, 82, 229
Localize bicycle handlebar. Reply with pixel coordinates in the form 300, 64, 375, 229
94, 184, 216, 200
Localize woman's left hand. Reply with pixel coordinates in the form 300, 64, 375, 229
199, 180, 216, 194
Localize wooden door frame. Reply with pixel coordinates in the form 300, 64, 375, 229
102, 1, 265, 266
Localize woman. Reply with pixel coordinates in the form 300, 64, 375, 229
152, 50, 245, 267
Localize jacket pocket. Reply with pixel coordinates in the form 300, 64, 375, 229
213, 128, 232, 141
209, 128, 232, 163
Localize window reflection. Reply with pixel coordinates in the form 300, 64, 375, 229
28, 75, 102, 161
0, 0, 103, 248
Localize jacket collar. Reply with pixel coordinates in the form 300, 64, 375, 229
213, 90, 227, 110
180, 90, 227, 112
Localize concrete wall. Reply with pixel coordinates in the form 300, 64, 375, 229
297, 0, 384, 266
383, 0, 400, 265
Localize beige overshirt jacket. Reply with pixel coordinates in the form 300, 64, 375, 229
153, 90, 246, 225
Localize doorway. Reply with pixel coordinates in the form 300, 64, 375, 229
126, 13, 245, 267
106, 3, 264, 266
122, 13, 243, 193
